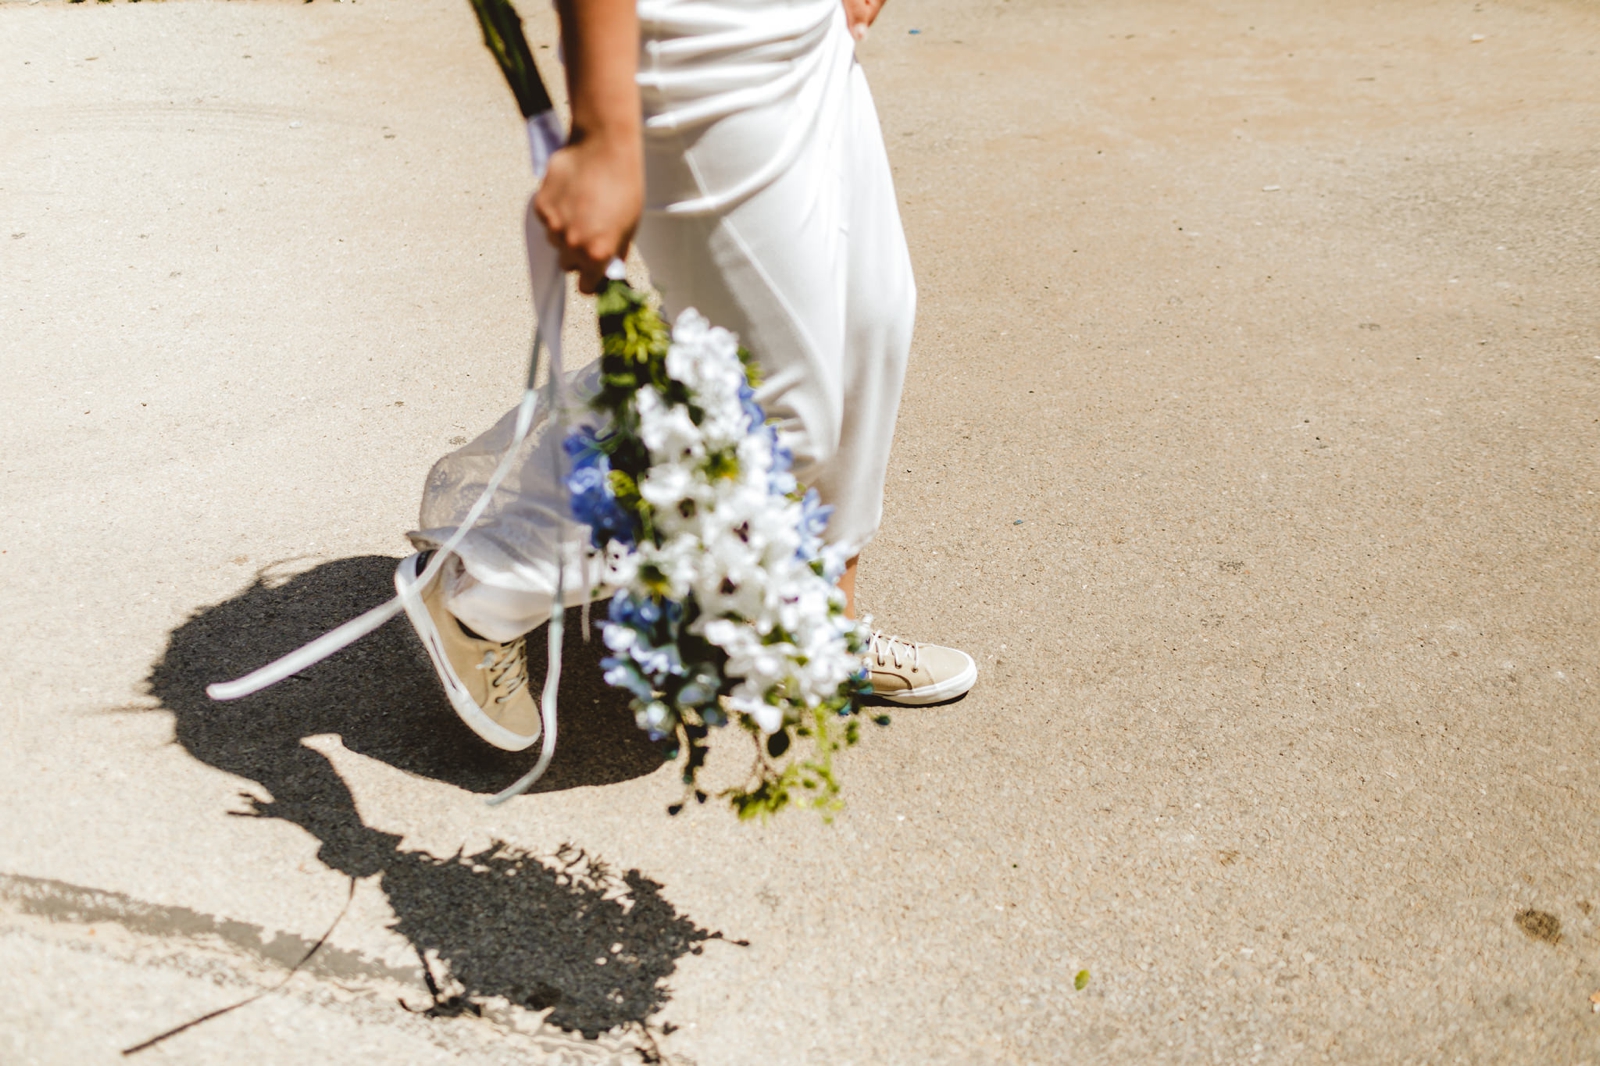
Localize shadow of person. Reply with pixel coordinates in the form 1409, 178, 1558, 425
154, 554, 662, 799
147, 554, 719, 1038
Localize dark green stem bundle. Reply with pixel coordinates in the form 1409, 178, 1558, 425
466, 0, 553, 118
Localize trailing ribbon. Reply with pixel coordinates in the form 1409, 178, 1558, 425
208, 99, 591, 806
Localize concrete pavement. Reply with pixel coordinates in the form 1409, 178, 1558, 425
2, 0, 1598, 1062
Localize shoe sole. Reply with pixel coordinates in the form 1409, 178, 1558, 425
395, 552, 540, 752
872, 651, 979, 706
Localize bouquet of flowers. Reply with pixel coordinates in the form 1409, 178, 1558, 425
568, 281, 882, 819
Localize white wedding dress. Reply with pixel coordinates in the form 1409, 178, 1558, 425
410, 0, 916, 642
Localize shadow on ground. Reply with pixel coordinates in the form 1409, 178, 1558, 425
146, 554, 719, 1038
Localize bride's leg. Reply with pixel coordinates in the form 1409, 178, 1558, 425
838, 554, 860, 618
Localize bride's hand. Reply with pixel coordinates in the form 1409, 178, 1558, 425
531, 130, 642, 294
841, 0, 887, 40
537, 0, 642, 294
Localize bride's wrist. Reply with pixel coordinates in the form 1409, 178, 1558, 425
567, 123, 643, 175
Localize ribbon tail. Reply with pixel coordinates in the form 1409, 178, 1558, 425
206, 385, 541, 701
487, 606, 563, 806
206, 599, 404, 701
485, 116, 625, 804
207, 110, 569, 703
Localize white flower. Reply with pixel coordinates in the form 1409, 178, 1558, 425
819, 542, 852, 583
639, 459, 700, 513
726, 683, 784, 734
638, 533, 701, 600
635, 387, 705, 464
603, 624, 638, 653
590, 301, 867, 747
667, 310, 744, 400
601, 540, 639, 586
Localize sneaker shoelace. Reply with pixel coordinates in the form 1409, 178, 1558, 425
867, 631, 922, 674
478, 640, 530, 705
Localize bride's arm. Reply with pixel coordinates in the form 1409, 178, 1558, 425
531, 0, 642, 293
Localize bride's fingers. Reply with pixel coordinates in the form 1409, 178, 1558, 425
556, 235, 623, 293
577, 263, 606, 295
842, 0, 885, 39
531, 197, 565, 252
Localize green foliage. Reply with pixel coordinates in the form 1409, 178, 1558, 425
721, 705, 857, 822
737, 346, 763, 389
655, 681, 880, 822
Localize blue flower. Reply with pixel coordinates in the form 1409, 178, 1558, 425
563, 424, 607, 467
609, 591, 686, 651
763, 421, 792, 471
564, 429, 634, 549
796, 487, 833, 561
765, 423, 797, 495
567, 465, 634, 549
637, 700, 676, 741
600, 656, 655, 701
609, 589, 662, 630
607, 593, 687, 679
632, 639, 685, 679
674, 666, 721, 710
566, 462, 608, 499
738, 382, 766, 432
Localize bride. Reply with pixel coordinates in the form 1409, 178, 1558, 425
401, 0, 978, 752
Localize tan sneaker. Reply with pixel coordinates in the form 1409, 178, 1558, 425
396, 551, 542, 751
865, 631, 977, 705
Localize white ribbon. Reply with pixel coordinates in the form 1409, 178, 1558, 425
209, 111, 595, 807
